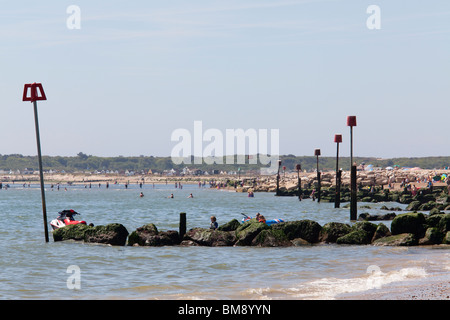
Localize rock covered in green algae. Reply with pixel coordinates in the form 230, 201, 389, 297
419, 227, 444, 245
251, 229, 292, 247
336, 221, 378, 245
372, 233, 418, 246
318, 222, 352, 243
182, 228, 236, 247
127, 223, 179, 246
53, 223, 129, 246
271, 220, 322, 243
391, 212, 426, 237
234, 219, 271, 246
372, 223, 391, 242
52, 224, 92, 242
84, 223, 129, 246
217, 219, 241, 232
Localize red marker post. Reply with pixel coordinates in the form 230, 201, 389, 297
347, 116, 357, 221
334, 134, 342, 208
23, 83, 49, 242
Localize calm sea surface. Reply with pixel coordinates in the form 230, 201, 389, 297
0, 182, 448, 299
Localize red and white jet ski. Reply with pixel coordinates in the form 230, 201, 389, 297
50, 209, 86, 230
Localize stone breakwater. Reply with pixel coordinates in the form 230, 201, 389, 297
53, 211, 450, 247
242, 168, 450, 193
52, 187, 450, 247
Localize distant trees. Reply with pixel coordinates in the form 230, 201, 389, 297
0, 154, 448, 173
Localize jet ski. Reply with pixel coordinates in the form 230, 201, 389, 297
50, 209, 87, 230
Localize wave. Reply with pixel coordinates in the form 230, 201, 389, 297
244, 267, 429, 300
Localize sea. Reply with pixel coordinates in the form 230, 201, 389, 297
0, 182, 448, 300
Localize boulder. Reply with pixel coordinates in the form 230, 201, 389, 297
336, 229, 371, 245
438, 214, 450, 233
372, 223, 391, 242
443, 231, 450, 244
358, 213, 396, 221
425, 214, 445, 229
291, 238, 312, 246
429, 208, 441, 216
52, 223, 92, 242
183, 228, 236, 246
251, 229, 292, 247
318, 222, 352, 243
406, 201, 421, 211
418, 227, 444, 245
336, 221, 377, 245
84, 223, 129, 246
272, 220, 322, 243
218, 219, 241, 231
373, 233, 418, 246
418, 201, 437, 211
390, 212, 426, 237
234, 219, 270, 246
53, 223, 129, 246
127, 223, 179, 246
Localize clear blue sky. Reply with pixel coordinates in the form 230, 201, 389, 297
1, 0, 449, 158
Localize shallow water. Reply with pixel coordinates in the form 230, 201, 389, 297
0, 183, 448, 299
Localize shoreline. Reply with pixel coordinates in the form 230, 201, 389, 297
338, 274, 450, 300
2, 168, 450, 189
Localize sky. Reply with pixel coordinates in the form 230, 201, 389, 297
1, 0, 449, 159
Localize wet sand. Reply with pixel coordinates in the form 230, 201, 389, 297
338, 275, 450, 300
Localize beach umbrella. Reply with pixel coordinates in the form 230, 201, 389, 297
385, 166, 393, 170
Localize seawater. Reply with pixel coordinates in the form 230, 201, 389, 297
0, 183, 448, 299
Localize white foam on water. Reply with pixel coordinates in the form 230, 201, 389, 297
295, 267, 429, 299
244, 267, 430, 300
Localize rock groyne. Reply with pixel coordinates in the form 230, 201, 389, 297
53, 211, 450, 247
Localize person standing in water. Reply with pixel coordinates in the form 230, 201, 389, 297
210, 216, 218, 230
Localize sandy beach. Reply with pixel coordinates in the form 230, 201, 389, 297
2, 168, 450, 189
339, 274, 449, 300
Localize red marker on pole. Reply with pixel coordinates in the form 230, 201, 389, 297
23, 83, 49, 242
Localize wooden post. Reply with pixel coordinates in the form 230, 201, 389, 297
347, 116, 357, 221
315, 149, 321, 203
334, 134, 342, 208
179, 212, 186, 240
296, 164, 302, 201
276, 160, 281, 196
350, 165, 357, 221
335, 170, 342, 208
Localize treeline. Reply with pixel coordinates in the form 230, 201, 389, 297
0, 153, 449, 173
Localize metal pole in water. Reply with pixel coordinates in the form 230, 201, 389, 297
23, 82, 48, 242
33, 101, 49, 242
